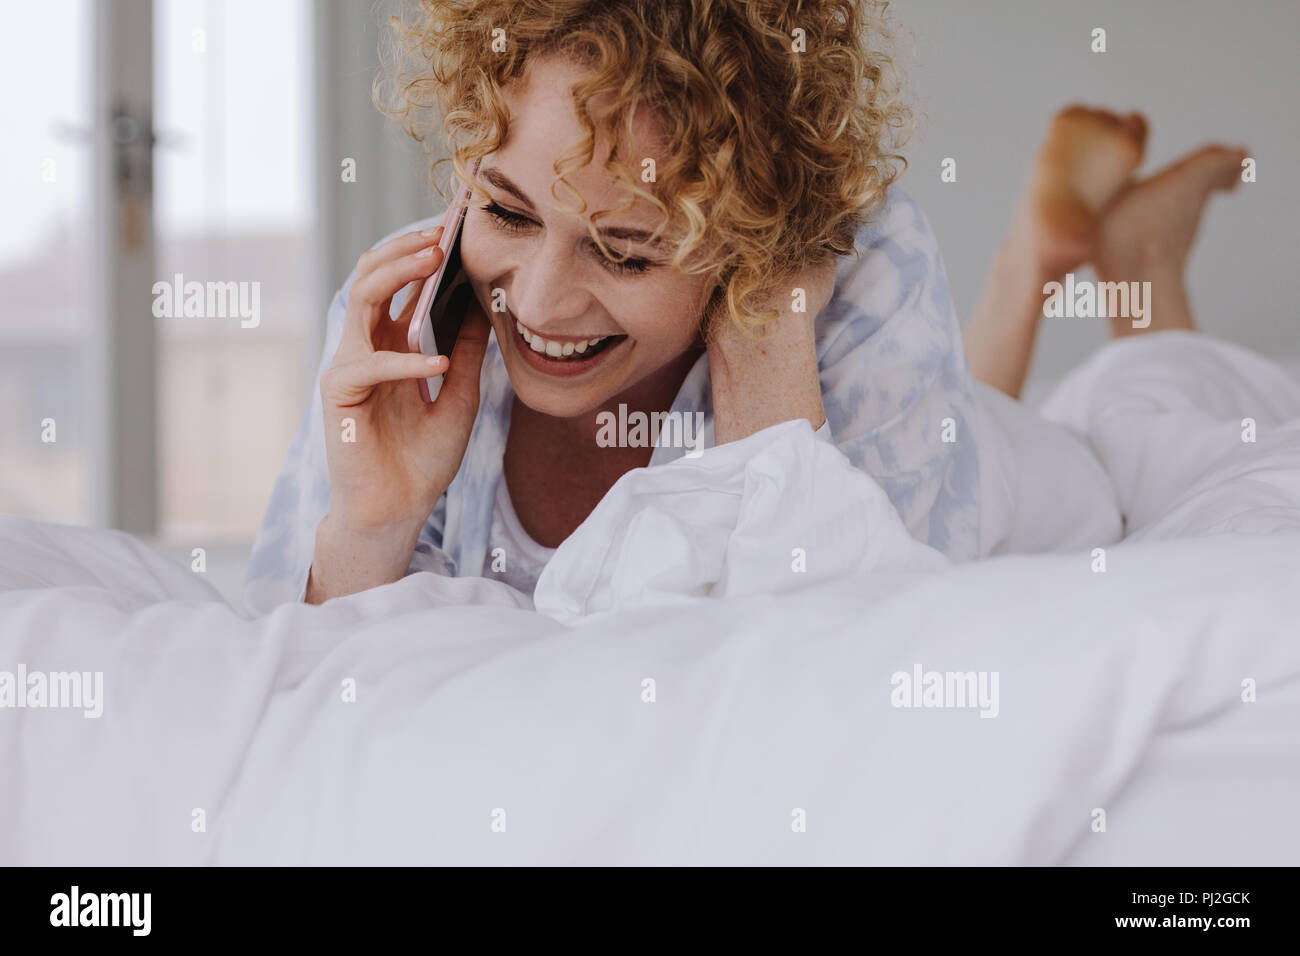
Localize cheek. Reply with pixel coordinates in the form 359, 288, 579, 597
458, 219, 515, 321
457, 217, 498, 285
617, 293, 703, 351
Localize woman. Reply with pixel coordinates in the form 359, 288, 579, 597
245, 0, 980, 611
244, 0, 1286, 612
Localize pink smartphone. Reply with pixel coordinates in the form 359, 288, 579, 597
407, 158, 481, 402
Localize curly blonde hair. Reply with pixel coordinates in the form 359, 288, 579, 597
377, 0, 911, 336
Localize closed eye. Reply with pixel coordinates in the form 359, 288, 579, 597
481, 200, 654, 276
482, 200, 533, 233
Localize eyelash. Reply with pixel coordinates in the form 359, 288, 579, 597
480, 200, 653, 276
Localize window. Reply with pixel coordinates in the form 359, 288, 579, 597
0, 0, 95, 523
153, 0, 312, 542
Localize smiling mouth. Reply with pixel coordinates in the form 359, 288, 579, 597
514, 319, 624, 360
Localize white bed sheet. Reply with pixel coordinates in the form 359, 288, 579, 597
2, 331, 1298, 865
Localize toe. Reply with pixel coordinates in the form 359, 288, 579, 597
1193, 144, 1249, 189
1121, 112, 1149, 149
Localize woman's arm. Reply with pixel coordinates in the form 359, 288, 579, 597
702, 189, 982, 562
814, 190, 982, 561
243, 216, 482, 613
706, 256, 837, 445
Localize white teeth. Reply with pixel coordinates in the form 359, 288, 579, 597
515, 320, 613, 359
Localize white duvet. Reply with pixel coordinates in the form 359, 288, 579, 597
2, 331, 1298, 865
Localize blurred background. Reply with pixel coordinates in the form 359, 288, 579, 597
901, 0, 1300, 386
1, 0, 1296, 609
0, 0, 433, 605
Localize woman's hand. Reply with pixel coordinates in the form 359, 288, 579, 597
307, 227, 492, 603
705, 255, 838, 445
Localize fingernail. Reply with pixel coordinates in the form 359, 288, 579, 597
425, 355, 443, 366
421, 225, 445, 238
415, 246, 436, 258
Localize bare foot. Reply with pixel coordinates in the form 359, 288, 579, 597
964, 104, 1147, 398
1026, 105, 1148, 277
1095, 143, 1248, 335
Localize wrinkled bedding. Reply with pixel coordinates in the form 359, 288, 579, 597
2, 331, 1298, 865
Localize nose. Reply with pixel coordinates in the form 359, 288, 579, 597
507, 231, 591, 332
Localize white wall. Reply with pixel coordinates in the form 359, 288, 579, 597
895, 0, 1299, 386
310, 0, 436, 375
322, 0, 1299, 388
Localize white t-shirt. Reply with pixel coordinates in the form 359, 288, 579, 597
482, 475, 558, 595
480, 420, 836, 596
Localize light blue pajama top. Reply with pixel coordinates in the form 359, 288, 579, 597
243, 186, 981, 614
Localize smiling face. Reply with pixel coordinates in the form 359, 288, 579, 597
458, 53, 718, 420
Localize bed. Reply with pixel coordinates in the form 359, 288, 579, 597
1, 332, 1297, 865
